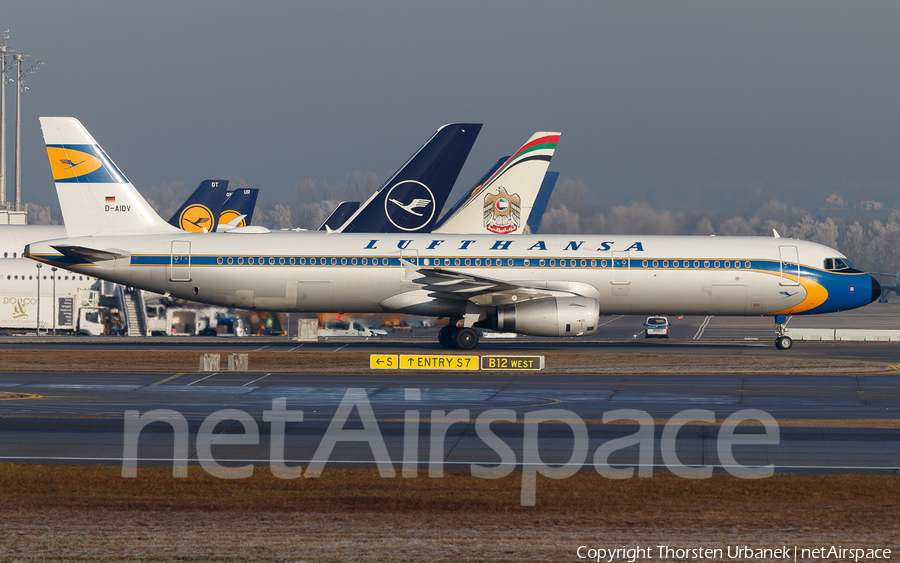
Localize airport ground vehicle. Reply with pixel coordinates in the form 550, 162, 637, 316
0, 287, 109, 336
644, 316, 669, 339
166, 308, 199, 336
215, 317, 246, 336
319, 319, 388, 337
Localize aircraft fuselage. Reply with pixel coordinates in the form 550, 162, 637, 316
26, 231, 880, 318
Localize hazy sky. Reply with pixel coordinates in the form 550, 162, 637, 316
3, 1, 900, 212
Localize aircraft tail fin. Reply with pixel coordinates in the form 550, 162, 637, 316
218, 188, 259, 230
433, 131, 560, 234
524, 171, 559, 234
433, 155, 508, 232
337, 123, 482, 233
39, 117, 180, 237
167, 180, 228, 232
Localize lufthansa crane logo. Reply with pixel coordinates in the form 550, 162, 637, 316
384, 180, 435, 231
483, 186, 521, 234
179, 204, 215, 232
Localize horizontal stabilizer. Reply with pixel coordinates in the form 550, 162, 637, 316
50, 245, 131, 262
219, 214, 248, 230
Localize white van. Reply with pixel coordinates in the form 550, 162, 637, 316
644, 316, 669, 339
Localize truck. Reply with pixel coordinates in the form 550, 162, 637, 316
0, 288, 107, 336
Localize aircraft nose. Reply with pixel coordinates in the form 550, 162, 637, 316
870, 275, 882, 303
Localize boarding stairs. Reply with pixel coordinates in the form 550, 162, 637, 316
120, 288, 148, 337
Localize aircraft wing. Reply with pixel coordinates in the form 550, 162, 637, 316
409, 263, 578, 306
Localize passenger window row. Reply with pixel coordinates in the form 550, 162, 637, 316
3, 274, 89, 281
208, 256, 755, 269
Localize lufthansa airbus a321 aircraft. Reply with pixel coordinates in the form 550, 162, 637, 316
26, 117, 881, 350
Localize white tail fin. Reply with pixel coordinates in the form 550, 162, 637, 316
434, 131, 560, 234
39, 117, 179, 237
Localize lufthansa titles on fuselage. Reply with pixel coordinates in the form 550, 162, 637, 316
364, 239, 645, 252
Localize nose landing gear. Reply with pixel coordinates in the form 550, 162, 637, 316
774, 314, 792, 350
775, 335, 793, 350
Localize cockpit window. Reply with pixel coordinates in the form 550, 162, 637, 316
824, 258, 852, 271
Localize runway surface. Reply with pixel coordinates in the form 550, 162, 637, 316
0, 369, 898, 475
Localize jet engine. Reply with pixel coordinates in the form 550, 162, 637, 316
493, 296, 599, 337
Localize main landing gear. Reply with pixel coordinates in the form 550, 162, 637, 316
774, 314, 792, 350
439, 321, 479, 350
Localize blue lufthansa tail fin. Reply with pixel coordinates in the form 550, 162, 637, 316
220, 188, 260, 228
337, 123, 482, 233
167, 180, 228, 232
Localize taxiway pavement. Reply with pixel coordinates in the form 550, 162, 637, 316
0, 369, 898, 475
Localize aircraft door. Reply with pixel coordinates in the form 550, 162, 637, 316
611, 251, 630, 284
779, 245, 800, 286
170, 240, 191, 282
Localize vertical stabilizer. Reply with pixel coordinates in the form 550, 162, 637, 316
218, 187, 259, 230
167, 180, 228, 232
39, 117, 180, 237
433, 132, 560, 234
337, 123, 482, 233
433, 155, 507, 232
524, 171, 559, 234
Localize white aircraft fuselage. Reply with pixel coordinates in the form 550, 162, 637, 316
25, 230, 879, 319
28, 117, 882, 349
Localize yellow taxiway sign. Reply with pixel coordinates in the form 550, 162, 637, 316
399, 355, 479, 370
481, 355, 545, 371
369, 355, 398, 369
